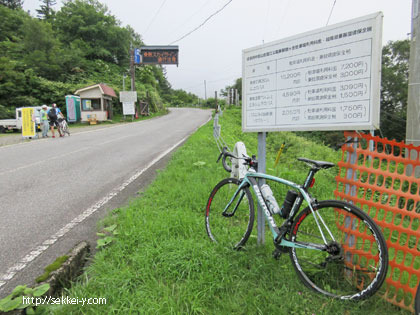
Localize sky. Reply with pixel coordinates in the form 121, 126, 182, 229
23, 0, 412, 99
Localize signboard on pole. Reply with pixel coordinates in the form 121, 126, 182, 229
22, 107, 35, 138
139, 46, 179, 65
242, 12, 383, 132
119, 91, 137, 103
120, 91, 137, 116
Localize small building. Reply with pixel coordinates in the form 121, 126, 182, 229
74, 83, 117, 122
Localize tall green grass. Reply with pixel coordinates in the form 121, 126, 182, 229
47, 107, 406, 314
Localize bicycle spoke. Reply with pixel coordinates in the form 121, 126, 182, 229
289, 200, 387, 299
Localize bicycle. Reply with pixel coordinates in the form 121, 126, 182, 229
58, 117, 70, 136
205, 147, 388, 300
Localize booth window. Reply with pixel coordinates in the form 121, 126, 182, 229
82, 99, 101, 111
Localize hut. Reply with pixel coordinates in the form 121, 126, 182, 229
74, 83, 117, 123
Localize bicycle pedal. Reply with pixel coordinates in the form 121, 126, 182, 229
272, 249, 282, 260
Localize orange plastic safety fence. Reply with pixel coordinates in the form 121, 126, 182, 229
334, 131, 420, 313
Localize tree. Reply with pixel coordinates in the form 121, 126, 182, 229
36, 0, 56, 20
380, 40, 409, 141
220, 77, 242, 104
55, 0, 132, 65
21, 18, 62, 79
0, 0, 23, 10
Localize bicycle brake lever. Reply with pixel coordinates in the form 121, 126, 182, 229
216, 151, 223, 163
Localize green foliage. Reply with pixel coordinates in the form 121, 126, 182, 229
220, 77, 242, 102
170, 89, 199, 107
36, 0, 57, 20
36, 255, 69, 283
201, 97, 223, 109
0, 0, 23, 10
46, 108, 405, 314
0, 283, 50, 313
96, 224, 118, 249
0, 2, 181, 114
54, 0, 132, 65
380, 39, 409, 141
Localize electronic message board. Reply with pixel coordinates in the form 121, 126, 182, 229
242, 12, 383, 132
138, 46, 179, 65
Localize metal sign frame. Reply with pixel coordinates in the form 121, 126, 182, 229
137, 46, 179, 66
242, 12, 383, 132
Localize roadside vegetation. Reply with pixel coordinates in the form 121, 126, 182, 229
44, 107, 406, 314
0, 1, 199, 120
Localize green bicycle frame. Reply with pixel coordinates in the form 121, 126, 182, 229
222, 171, 336, 251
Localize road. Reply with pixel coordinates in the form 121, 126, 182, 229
0, 107, 211, 297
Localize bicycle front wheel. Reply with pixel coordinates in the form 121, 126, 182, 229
289, 200, 388, 300
205, 178, 254, 250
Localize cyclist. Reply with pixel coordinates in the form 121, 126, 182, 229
47, 103, 63, 138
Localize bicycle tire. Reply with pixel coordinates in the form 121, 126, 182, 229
415, 283, 420, 314
289, 200, 388, 300
205, 178, 254, 250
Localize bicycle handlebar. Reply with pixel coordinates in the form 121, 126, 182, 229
217, 147, 257, 173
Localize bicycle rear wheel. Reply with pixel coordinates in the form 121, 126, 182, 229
205, 178, 254, 250
289, 200, 388, 300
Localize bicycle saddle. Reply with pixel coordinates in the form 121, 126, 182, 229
297, 158, 335, 169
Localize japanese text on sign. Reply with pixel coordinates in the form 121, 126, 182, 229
242, 12, 383, 132
139, 46, 179, 65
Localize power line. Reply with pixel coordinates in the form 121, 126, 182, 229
262, 0, 272, 43
326, 0, 337, 26
168, 0, 212, 37
169, 0, 234, 45
144, 0, 168, 36
275, 0, 292, 36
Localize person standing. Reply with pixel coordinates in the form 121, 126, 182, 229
40, 105, 49, 138
48, 103, 63, 138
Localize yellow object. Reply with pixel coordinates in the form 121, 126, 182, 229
87, 114, 97, 125
22, 107, 35, 137
274, 142, 285, 167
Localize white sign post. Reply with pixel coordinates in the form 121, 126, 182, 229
242, 13, 383, 244
242, 12, 383, 132
120, 91, 138, 119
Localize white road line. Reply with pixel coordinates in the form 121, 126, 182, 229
0, 115, 211, 289
0, 134, 135, 176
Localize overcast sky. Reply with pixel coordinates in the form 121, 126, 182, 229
23, 0, 412, 99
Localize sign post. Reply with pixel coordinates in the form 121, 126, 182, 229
242, 12, 383, 133
120, 91, 137, 121
242, 12, 383, 244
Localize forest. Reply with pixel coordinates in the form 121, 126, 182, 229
0, 0, 199, 119
0, 0, 410, 143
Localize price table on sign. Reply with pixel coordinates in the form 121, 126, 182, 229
242, 12, 383, 132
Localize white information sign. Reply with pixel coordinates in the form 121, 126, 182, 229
119, 91, 137, 103
123, 102, 135, 115
242, 12, 383, 132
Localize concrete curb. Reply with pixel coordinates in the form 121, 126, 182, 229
39, 241, 90, 297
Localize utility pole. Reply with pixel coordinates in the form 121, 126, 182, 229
204, 80, 207, 100
406, 0, 420, 146
130, 45, 136, 91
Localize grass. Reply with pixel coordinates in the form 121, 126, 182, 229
46, 107, 408, 314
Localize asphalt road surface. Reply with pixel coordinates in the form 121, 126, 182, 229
0, 107, 211, 297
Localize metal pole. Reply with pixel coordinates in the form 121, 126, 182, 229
204, 80, 207, 100
345, 136, 358, 199
406, 0, 420, 146
257, 132, 266, 245
130, 47, 135, 92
